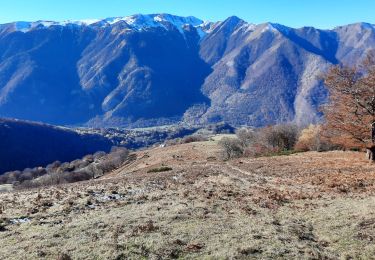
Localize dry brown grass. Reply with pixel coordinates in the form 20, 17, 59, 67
1, 138, 375, 259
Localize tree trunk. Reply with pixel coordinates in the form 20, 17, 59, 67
368, 122, 375, 162
366, 145, 375, 161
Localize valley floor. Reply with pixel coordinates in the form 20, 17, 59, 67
1, 138, 375, 259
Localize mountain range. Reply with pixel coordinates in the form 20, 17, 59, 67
0, 14, 374, 127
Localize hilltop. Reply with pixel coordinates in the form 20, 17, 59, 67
1, 137, 375, 259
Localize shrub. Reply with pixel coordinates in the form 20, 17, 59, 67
236, 128, 257, 147
110, 147, 129, 161
10, 147, 130, 189
96, 147, 129, 174
70, 159, 90, 170
181, 134, 208, 144
165, 138, 181, 146
220, 124, 300, 160
93, 151, 107, 160
295, 125, 339, 152
18, 170, 34, 182
219, 137, 244, 160
1, 171, 21, 184
62, 170, 92, 183
82, 154, 95, 163
294, 125, 321, 151
206, 123, 236, 134
46, 161, 61, 173
243, 143, 277, 157
259, 124, 299, 151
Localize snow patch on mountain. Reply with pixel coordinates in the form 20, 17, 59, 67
4, 14, 210, 37
232, 23, 257, 36
2, 14, 296, 41
10, 20, 100, 32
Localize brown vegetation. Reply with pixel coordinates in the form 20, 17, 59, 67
294, 124, 335, 152
219, 124, 300, 159
166, 134, 209, 146
322, 51, 375, 155
1, 139, 374, 259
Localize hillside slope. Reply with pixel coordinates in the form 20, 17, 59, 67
0, 15, 375, 127
1, 139, 375, 259
0, 118, 112, 174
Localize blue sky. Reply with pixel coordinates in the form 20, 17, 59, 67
0, 0, 374, 29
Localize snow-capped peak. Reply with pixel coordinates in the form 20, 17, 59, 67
10, 19, 100, 32
258, 23, 291, 35
2, 14, 209, 37
99, 14, 208, 36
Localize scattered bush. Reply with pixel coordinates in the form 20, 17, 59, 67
220, 124, 301, 159
1, 147, 130, 189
